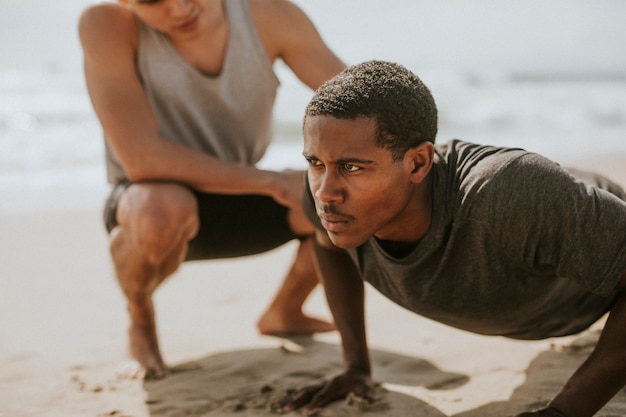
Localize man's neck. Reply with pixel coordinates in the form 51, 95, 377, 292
374, 172, 434, 258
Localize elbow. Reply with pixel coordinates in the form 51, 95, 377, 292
109, 136, 166, 183
118, 154, 157, 183
123, 163, 153, 183
124, 169, 147, 183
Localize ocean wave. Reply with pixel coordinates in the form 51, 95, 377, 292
2, 66, 625, 194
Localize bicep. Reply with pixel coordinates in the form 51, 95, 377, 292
79, 5, 160, 161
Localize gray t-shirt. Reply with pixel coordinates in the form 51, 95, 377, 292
305, 140, 626, 340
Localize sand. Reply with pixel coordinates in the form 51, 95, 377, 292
1, 156, 625, 417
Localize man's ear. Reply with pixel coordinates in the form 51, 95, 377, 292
405, 142, 434, 184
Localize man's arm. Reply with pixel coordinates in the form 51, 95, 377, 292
518, 270, 626, 417
283, 229, 373, 415
78, 4, 309, 208
251, 0, 346, 90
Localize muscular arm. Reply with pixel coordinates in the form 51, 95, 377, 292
251, 0, 346, 90
284, 229, 373, 414
315, 230, 370, 375
79, 4, 291, 199
522, 270, 626, 417
78, 3, 342, 208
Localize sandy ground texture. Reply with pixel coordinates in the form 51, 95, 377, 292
1, 156, 625, 417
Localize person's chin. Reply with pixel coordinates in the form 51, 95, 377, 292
327, 230, 367, 250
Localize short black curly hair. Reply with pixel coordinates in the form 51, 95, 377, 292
304, 60, 438, 161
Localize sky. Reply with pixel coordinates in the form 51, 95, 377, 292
1, 0, 625, 75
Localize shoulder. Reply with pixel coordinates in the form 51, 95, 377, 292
437, 142, 552, 222
249, 0, 317, 44
249, 0, 310, 25
438, 140, 531, 196
78, 3, 139, 52
491, 152, 569, 192
480, 152, 583, 227
473, 152, 563, 204
247, 0, 344, 88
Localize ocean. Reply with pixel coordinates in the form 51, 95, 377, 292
1, 0, 625, 212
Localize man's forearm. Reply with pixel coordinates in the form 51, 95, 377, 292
313, 237, 371, 374
120, 138, 273, 194
549, 293, 626, 417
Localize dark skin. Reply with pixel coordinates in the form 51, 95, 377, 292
283, 115, 626, 417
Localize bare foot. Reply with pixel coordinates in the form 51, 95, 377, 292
257, 310, 336, 336
117, 360, 148, 380
116, 359, 169, 380
117, 324, 169, 380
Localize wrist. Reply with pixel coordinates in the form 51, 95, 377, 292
345, 363, 371, 377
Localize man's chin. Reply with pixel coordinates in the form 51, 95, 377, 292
327, 231, 366, 250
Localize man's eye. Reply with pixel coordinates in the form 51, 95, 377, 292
307, 159, 322, 167
343, 164, 361, 172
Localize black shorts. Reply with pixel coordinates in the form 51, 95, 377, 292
103, 182, 298, 261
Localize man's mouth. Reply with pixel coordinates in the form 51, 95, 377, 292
317, 209, 353, 233
175, 15, 199, 32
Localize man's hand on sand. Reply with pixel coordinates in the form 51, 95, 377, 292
282, 371, 374, 415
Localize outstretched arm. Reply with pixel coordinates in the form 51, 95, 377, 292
518, 270, 626, 417
283, 229, 373, 415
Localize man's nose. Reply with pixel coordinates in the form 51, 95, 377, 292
314, 171, 343, 204
168, 0, 193, 17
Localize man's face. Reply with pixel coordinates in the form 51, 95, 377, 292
303, 115, 419, 249
121, 0, 207, 38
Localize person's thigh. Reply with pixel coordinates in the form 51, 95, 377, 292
185, 192, 298, 261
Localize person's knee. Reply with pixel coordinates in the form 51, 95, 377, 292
116, 183, 199, 262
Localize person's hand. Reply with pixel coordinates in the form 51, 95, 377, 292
514, 406, 569, 417
282, 371, 374, 416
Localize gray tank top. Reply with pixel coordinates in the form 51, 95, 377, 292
105, 0, 280, 184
